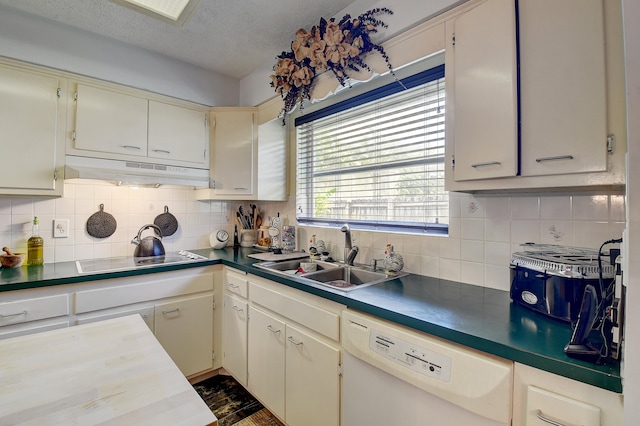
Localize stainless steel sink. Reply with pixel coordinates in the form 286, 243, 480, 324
253, 258, 340, 275
254, 258, 406, 291
302, 266, 407, 291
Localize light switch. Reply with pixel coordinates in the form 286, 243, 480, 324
53, 219, 69, 238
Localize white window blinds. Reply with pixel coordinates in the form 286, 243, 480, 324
296, 66, 448, 233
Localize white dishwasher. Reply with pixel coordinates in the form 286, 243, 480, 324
341, 310, 513, 426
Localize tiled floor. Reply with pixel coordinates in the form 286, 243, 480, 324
193, 374, 283, 426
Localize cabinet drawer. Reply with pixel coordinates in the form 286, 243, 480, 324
250, 281, 340, 341
525, 385, 600, 426
0, 320, 69, 340
75, 269, 213, 314
0, 294, 69, 326
75, 305, 155, 330
225, 269, 248, 298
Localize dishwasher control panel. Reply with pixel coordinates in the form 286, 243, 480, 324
370, 329, 452, 382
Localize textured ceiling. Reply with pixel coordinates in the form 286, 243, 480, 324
0, 0, 360, 79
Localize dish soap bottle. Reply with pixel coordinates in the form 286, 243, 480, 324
27, 216, 44, 265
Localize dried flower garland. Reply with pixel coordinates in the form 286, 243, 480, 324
270, 7, 398, 121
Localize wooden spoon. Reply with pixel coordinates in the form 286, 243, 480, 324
2, 247, 14, 255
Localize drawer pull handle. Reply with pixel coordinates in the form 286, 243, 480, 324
152, 149, 171, 154
287, 336, 303, 346
267, 325, 281, 334
232, 306, 243, 313
0, 310, 27, 319
535, 155, 574, 163
535, 409, 566, 426
228, 283, 240, 290
161, 308, 180, 315
121, 145, 142, 150
471, 161, 501, 168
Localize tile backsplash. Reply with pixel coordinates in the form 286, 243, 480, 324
1, 181, 624, 293
0, 180, 230, 263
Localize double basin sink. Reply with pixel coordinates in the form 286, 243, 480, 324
253, 258, 407, 291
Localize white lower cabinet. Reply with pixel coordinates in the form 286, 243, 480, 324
248, 306, 286, 419
284, 323, 341, 426
223, 292, 248, 386
512, 363, 623, 426
73, 266, 216, 378
154, 294, 214, 377
244, 272, 344, 426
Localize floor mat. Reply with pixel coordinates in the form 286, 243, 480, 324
193, 374, 283, 426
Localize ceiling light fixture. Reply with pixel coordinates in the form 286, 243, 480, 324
109, 0, 201, 26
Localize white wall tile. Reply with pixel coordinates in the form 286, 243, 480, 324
420, 255, 440, 278
460, 195, 485, 218
540, 195, 572, 220
572, 194, 609, 221
439, 258, 460, 281
485, 265, 511, 291
484, 196, 510, 220
510, 220, 540, 245
485, 219, 510, 242
540, 221, 573, 245
573, 221, 612, 248
461, 239, 484, 262
485, 241, 511, 266
460, 218, 485, 240
510, 196, 540, 220
461, 261, 484, 286
611, 195, 626, 221
439, 237, 460, 259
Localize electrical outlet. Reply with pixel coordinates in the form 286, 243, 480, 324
53, 219, 69, 238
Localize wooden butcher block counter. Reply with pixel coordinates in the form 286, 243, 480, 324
0, 315, 217, 425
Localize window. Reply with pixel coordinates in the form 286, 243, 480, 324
295, 65, 448, 234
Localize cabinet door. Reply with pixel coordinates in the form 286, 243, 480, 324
285, 323, 340, 426
0, 65, 64, 195
210, 108, 257, 198
257, 119, 287, 201
154, 294, 213, 377
74, 84, 148, 157
223, 293, 248, 386
148, 101, 208, 166
247, 306, 285, 420
446, 0, 518, 181
519, 0, 607, 176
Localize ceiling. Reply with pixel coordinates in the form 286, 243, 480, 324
0, 0, 361, 79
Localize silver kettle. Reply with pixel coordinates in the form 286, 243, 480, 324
131, 224, 166, 257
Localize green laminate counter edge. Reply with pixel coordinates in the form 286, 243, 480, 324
0, 247, 622, 393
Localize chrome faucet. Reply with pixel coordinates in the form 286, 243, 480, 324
341, 224, 359, 266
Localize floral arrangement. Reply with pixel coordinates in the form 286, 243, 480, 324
270, 7, 398, 120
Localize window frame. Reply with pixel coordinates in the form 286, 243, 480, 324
295, 65, 448, 235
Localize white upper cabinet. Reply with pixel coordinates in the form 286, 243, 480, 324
69, 82, 209, 169
445, 0, 625, 191
196, 104, 288, 201
73, 84, 148, 157
206, 107, 257, 199
148, 100, 208, 165
445, 0, 518, 182
0, 61, 66, 196
519, 0, 607, 177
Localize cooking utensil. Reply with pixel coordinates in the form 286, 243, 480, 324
131, 224, 165, 257
154, 205, 178, 237
1, 247, 26, 268
86, 204, 117, 238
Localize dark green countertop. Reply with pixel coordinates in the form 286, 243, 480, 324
0, 247, 622, 393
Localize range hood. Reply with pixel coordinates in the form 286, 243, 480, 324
64, 155, 209, 188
